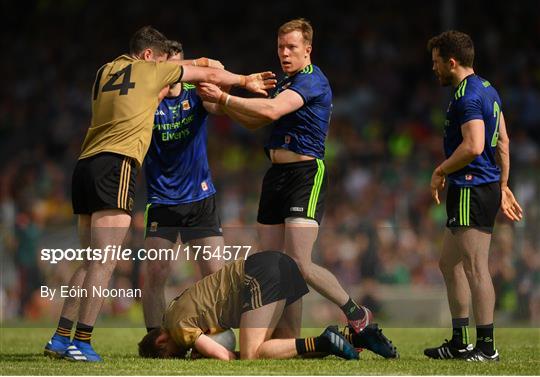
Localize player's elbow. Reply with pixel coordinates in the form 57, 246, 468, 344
466, 140, 484, 157
261, 106, 281, 122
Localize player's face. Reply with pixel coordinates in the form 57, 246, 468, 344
432, 48, 452, 86
278, 30, 312, 75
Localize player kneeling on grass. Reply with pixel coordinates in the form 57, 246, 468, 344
138, 251, 397, 360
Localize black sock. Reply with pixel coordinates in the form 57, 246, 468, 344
340, 298, 364, 321
74, 322, 94, 343
450, 317, 469, 347
476, 324, 495, 355
146, 327, 159, 333
55, 316, 73, 338
295, 336, 331, 354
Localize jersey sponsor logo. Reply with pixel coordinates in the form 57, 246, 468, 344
465, 174, 473, 181
290, 206, 304, 212
201, 181, 208, 191
182, 100, 190, 111
155, 109, 166, 116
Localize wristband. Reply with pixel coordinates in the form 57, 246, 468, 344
218, 93, 230, 106
192, 57, 209, 67
239, 75, 246, 87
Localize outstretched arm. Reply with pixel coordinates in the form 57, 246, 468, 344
179, 65, 275, 96
197, 83, 304, 130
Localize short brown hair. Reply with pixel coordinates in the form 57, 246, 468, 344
427, 30, 474, 67
278, 18, 313, 44
129, 26, 169, 56
138, 329, 165, 358
166, 40, 184, 59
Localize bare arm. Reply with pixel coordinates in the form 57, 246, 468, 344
197, 83, 304, 129
495, 112, 510, 188
495, 112, 523, 221
430, 119, 484, 204
194, 334, 236, 360
178, 65, 275, 96
436, 119, 485, 175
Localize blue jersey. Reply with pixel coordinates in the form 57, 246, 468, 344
144, 83, 215, 205
266, 64, 332, 159
444, 74, 502, 186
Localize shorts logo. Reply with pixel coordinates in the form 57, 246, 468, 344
128, 197, 134, 211
150, 222, 158, 232
465, 174, 473, 181
290, 206, 304, 212
284, 135, 291, 144
449, 217, 456, 225
182, 100, 190, 110
201, 181, 208, 191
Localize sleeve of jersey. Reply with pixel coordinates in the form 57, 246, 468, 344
156, 62, 184, 88
287, 73, 321, 104
455, 94, 483, 125
173, 320, 203, 349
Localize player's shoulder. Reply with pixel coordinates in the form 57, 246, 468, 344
455, 75, 496, 102
296, 64, 327, 80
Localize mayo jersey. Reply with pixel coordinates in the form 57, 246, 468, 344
145, 84, 215, 204
80, 55, 183, 166
444, 74, 502, 186
266, 64, 332, 159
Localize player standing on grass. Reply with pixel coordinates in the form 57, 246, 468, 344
43, 26, 276, 362
142, 40, 226, 333
197, 18, 372, 334
424, 30, 523, 362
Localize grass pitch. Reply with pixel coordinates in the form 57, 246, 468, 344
1, 326, 538, 375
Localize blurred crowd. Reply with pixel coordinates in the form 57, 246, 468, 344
1, 0, 539, 324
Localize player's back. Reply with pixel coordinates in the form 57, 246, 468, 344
80, 55, 181, 166
445, 74, 501, 186
163, 259, 245, 347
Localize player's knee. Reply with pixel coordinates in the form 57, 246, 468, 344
145, 262, 171, 286
240, 346, 259, 360
292, 258, 313, 281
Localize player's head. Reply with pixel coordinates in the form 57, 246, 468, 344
138, 328, 187, 359
130, 26, 169, 62
277, 18, 313, 75
165, 40, 184, 94
427, 30, 475, 86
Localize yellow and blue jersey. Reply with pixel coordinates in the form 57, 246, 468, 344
266, 64, 332, 159
144, 83, 215, 204
444, 74, 501, 186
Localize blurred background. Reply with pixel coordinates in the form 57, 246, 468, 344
1, 0, 539, 327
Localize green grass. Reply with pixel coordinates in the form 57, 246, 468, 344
1, 326, 538, 375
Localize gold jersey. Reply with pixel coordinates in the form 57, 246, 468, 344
79, 55, 182, 166
163, 259, 245, 349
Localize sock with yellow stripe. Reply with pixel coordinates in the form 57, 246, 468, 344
74, 322, 94, 343
55, 317, 73, 339
295, 336, 331, 354
451, 317, 470, 347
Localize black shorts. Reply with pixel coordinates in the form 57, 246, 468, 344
144, 195, 222, 243
257, 159, 327, 225
446, 182, 501, 233
72, 153, 137, 215
242, 251, 309, 313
